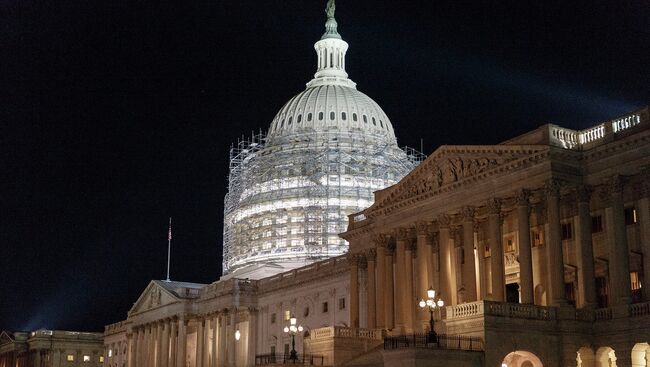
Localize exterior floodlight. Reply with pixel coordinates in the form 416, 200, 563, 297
427, 287, 436, 299
283, 326, 289, 333
290, 316, 297, 326
419, 299, 426, 308
437, 300, 444, 307
419, 287, 444, 344
235, 329, 241, 341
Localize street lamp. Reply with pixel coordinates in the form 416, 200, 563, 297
283, 315, 303, 361
418, 287, 444, 344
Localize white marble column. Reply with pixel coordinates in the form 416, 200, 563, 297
608, 176, 632, 305
576, 186, 597, 308
487, 198, 505, 302
196, 319, 205, 367
161, 320, 170, 367
461, 207, 477, 302
516, 190, 534, 304
404, 238, 415, 332
416, 222, 431, 329
349, 253, 360, 328
211, 316, 217, 367
438, 215, 456, 305
394, 229, 408, 331
366, 249, 376, 329
169, 320, 177, 367
545, 180, 567, 305
156, 322, 163, 367
228, 312, 236, 367
385, 243, 395, 329
176, 319, 187, 367
374, 236, 386, 329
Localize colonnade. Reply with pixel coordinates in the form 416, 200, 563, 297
127, 309, 252, 367
348, 177, 650, 333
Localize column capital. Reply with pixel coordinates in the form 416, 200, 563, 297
372, 233, 390, 247
366, 248, 377, 261
632, 177, 650, 198
461, 206, 476, 222
576, 185, 593, 203
385, 242, 396, 255
406, 239, 417, 252
437, 214, 451, 228
395, 227, 410, 241
608, 175, 625, 193
486, 198, 502, 215
544, 179, 562, 197
515, 189, 531, 207
347, 253, 362, 267
415, 221, 430, 236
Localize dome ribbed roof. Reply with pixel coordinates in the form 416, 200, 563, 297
267, 85, 396, 143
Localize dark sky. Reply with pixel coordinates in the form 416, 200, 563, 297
2, 0, 648, 332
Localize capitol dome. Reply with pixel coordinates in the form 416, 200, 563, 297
221, 3, 422, 278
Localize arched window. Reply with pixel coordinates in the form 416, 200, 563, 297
280, 119, 285, 128
297, 114, 302, 123
341, 112, 347, 120
307, 113, 312, 121
318, 112, 324, 121
352, 113, 358, 122
330, 112, 335, 120
380, 120, 384, 128
288, 116, 292, 125
363, 115, 368, 123
372, 117, 376, 126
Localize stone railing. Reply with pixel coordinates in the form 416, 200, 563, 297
594, 307, 613, 321
346, 212, 370, 231
309, 326, 384, 341
630, 301, 650, 317
580, 124, 606, 144
445, 301, 484, 320
484, 301, 557, 320
256, 255, 348, 293
104, 320, 130, 335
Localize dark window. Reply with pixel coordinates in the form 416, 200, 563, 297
297, 114, 302, 123
303, 307, 310, 317
271, 313, 276, 324
330, 111, 335, 120
338, 298, 345, 310
318, 112, 324, 121
353, 113, 358, 121
341, 112, 347, 120
372, 117, 376, 126
288, 116, 292, 125
307, 113, 313, 121
591, 215, 603, 233
596, 277, 608, 308
322, 302, 329, 313
280, 119, 284, 128
380, 120, 384, 128
363, 115, 368, 123
565, 283, 576, 306
625, 207, 637, 225
561, 222, 573, 240
506, 283, 520, 303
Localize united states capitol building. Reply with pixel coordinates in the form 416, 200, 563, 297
102, 2, 650, 367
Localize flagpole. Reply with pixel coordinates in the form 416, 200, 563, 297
166, 217, 172, 282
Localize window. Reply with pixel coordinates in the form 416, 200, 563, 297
303, 307, 310, 317
307, 113, 312, 121
83, 355, 91, 362
297, 114, 302, 123
380, 120, 383, 128
352, 113, 358, 121
338, 298, 346, 310
625, 207, 637, 225
591, 215, 603, 233
322, 301, 329, 313
372, 117, 376, 125
341, 112, 347, 120
108, 350, 112, 357
271, 313, 276, 324
280, 119, 284, 128
363, 115, 368, 123
288, 116, 292, 125
99, 356, 104, 363
330, 111, 335, 120
532, 230, 543, 247
318, 112, 324, 121
505, 237, 515, 252
284, 310, 291, 321
561, 222, 573, 240
67, 355, 75, 362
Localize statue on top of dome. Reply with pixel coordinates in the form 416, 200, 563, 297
325, 0, 336, 19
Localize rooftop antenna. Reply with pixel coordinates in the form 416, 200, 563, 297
165, 217, 172, 282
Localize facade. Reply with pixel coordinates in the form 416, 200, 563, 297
0, 330, 104, 367
221, 2, 421, 278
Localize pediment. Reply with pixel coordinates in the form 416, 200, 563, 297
0, 331, 14, 344
128, 281, 182, 316
369, 145, 549, 215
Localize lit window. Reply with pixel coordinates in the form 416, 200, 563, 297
108, 350, 112, 357
99, 356, 104, 363
84, 355, 90, 362
67, 355, 75, 362
631, 272, 641, 290
284, 310, 291, 321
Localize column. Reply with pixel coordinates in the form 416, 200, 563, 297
608, 176, 632, 305
161, 321, 170, 367
196, 319, 205, 367
416, 222, 431, 329
394, 228, 408, 331
475, 222, 487, 300
487, 198, 505, 302
404, 238, 415, 332
34, 349, 40, 367
218, 313, 227, 367
139, 326, 146, 367
211, 316, 218, 367
349, 254, 360, 328
156, 322, 163, 367
170, 320, 177, 367
374, 236, 386, 329
461, 207, 477, 302
228, 312, 236, 367
385, 243, 395, 329
438, 215, 456, 305
638, 184, 650, 302
203, 321, 210, 367
146, 325, 153, 367
545, 180, 567, 305
366, 249, 377, 329
130, 328, 138, 367
576, 186, 597, 308
176, 319, 187, 367
516, 190, 534, 304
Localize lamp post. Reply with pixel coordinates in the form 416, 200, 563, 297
418, 287, 444, 344
283, 315, 303, 361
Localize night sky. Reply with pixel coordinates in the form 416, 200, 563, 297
2, 0, 648, 332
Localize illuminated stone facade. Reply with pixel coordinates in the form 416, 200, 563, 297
0, 330, 104, 367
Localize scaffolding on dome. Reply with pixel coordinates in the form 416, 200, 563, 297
222, 129, 424, 275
